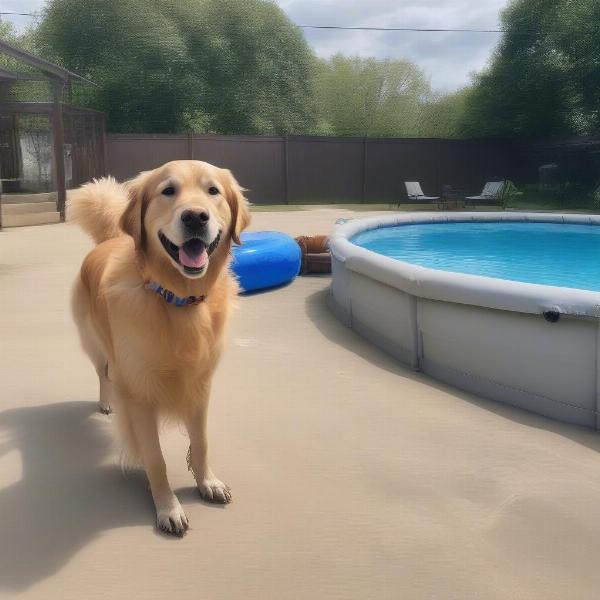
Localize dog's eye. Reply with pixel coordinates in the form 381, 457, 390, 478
162, 186, 176, 196
208, 186, 219, 196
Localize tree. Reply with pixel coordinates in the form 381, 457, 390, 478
0, 22, 21, 100
34, 0, 317, 134
551, 0, 600, 134
0, 21, 19, 48
172, 0, 316, 134
315, 55, 432, 137
419, 89, 471, 138
0, 23, 53, 103
460, 0, 600, 137
35, 0, 202, 132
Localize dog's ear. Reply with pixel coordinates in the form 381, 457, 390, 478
223, 170, 251, 245
120, 173, 148, 249
223, 169, 250, 244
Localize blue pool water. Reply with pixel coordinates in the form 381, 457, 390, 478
352, 222, 600, 291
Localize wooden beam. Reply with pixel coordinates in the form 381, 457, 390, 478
0, 67, 47, 82
0, 102, 107, 116
0, 102, 53, 114
52, 81, 67, 221
0, 39, 92, 85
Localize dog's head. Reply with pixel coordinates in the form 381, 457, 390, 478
120, 160, 250, 280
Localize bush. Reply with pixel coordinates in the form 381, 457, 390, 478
516, 182, 595, 208
501, 180, 521, 207
593, 186, 600, 210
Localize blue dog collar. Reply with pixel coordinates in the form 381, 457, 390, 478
145, 281, 206, 306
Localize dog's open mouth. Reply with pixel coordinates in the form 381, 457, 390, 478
158, 230, 221, 275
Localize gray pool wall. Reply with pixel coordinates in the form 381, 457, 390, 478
329, 212, 600, 428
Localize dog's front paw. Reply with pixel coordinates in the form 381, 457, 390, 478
156, 502, 189, 537
198, 478, 232, 504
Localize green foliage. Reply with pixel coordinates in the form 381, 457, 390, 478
419, 89, 470, 138
0, 22, 53, 102
33, 1, 472, 137
9, 0, 600, 140
35, 0, 317, 133
21, 1, 472, 137
499, 180, 521, 207
460, 0, 600, 137
313, 56, 473, 138
593, 186, 600, 210
0, 21, 19, 48
35, 0, 201, 132
171, 0, 317, 135
314, 55, 431, 137
554, 182, 596, 207
514, 182, 596, 208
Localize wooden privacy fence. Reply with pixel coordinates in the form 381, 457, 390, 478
106, 134, 515, 205
511, 137, 600, 186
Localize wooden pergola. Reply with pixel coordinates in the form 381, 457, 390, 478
0, 39, 94, 221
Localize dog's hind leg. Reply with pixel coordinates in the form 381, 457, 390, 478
71, 278, 115, 414
97, 362, 115, 414
83, 330, 115, 414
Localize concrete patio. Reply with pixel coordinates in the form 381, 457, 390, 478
1, 209, 600, 600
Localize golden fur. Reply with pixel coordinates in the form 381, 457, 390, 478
68, 160, 250, 536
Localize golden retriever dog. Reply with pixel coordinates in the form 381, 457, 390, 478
68, 160, 250, 536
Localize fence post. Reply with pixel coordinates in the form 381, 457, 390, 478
187, 131, 194, 160
90, 113, 97, 180
51, 80, 67, 222
436, 139, 442, 196
102, 115, 109, 176
283, 134, 289, 204
361, 137, 367, 203
0, 149, 3, 231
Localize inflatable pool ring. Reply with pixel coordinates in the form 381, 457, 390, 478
231, 231, 301, 293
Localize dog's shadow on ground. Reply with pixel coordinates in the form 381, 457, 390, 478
0, 401, 155, 593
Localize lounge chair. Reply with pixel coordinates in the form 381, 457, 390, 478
403, 182, 440, 206
465, 181, 505, 207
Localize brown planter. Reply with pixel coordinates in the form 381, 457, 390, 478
295, 235, 332, 275
303, 253, 331, 274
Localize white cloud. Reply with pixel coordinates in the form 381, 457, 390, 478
0, 0, 42, 25
276, 0, 508, 91
2, 0, 509, 91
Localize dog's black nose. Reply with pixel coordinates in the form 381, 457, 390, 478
181, 210, 209, 232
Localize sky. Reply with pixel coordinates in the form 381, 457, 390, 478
1, 0, 509, 92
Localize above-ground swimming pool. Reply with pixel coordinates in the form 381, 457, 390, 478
329, 213, 600, 428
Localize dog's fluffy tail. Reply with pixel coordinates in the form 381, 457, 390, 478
67, 177, 129, 245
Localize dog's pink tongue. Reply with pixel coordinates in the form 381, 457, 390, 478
179, 246, 208, 269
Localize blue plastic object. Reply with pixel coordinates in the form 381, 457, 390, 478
231, 231, 302, 292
